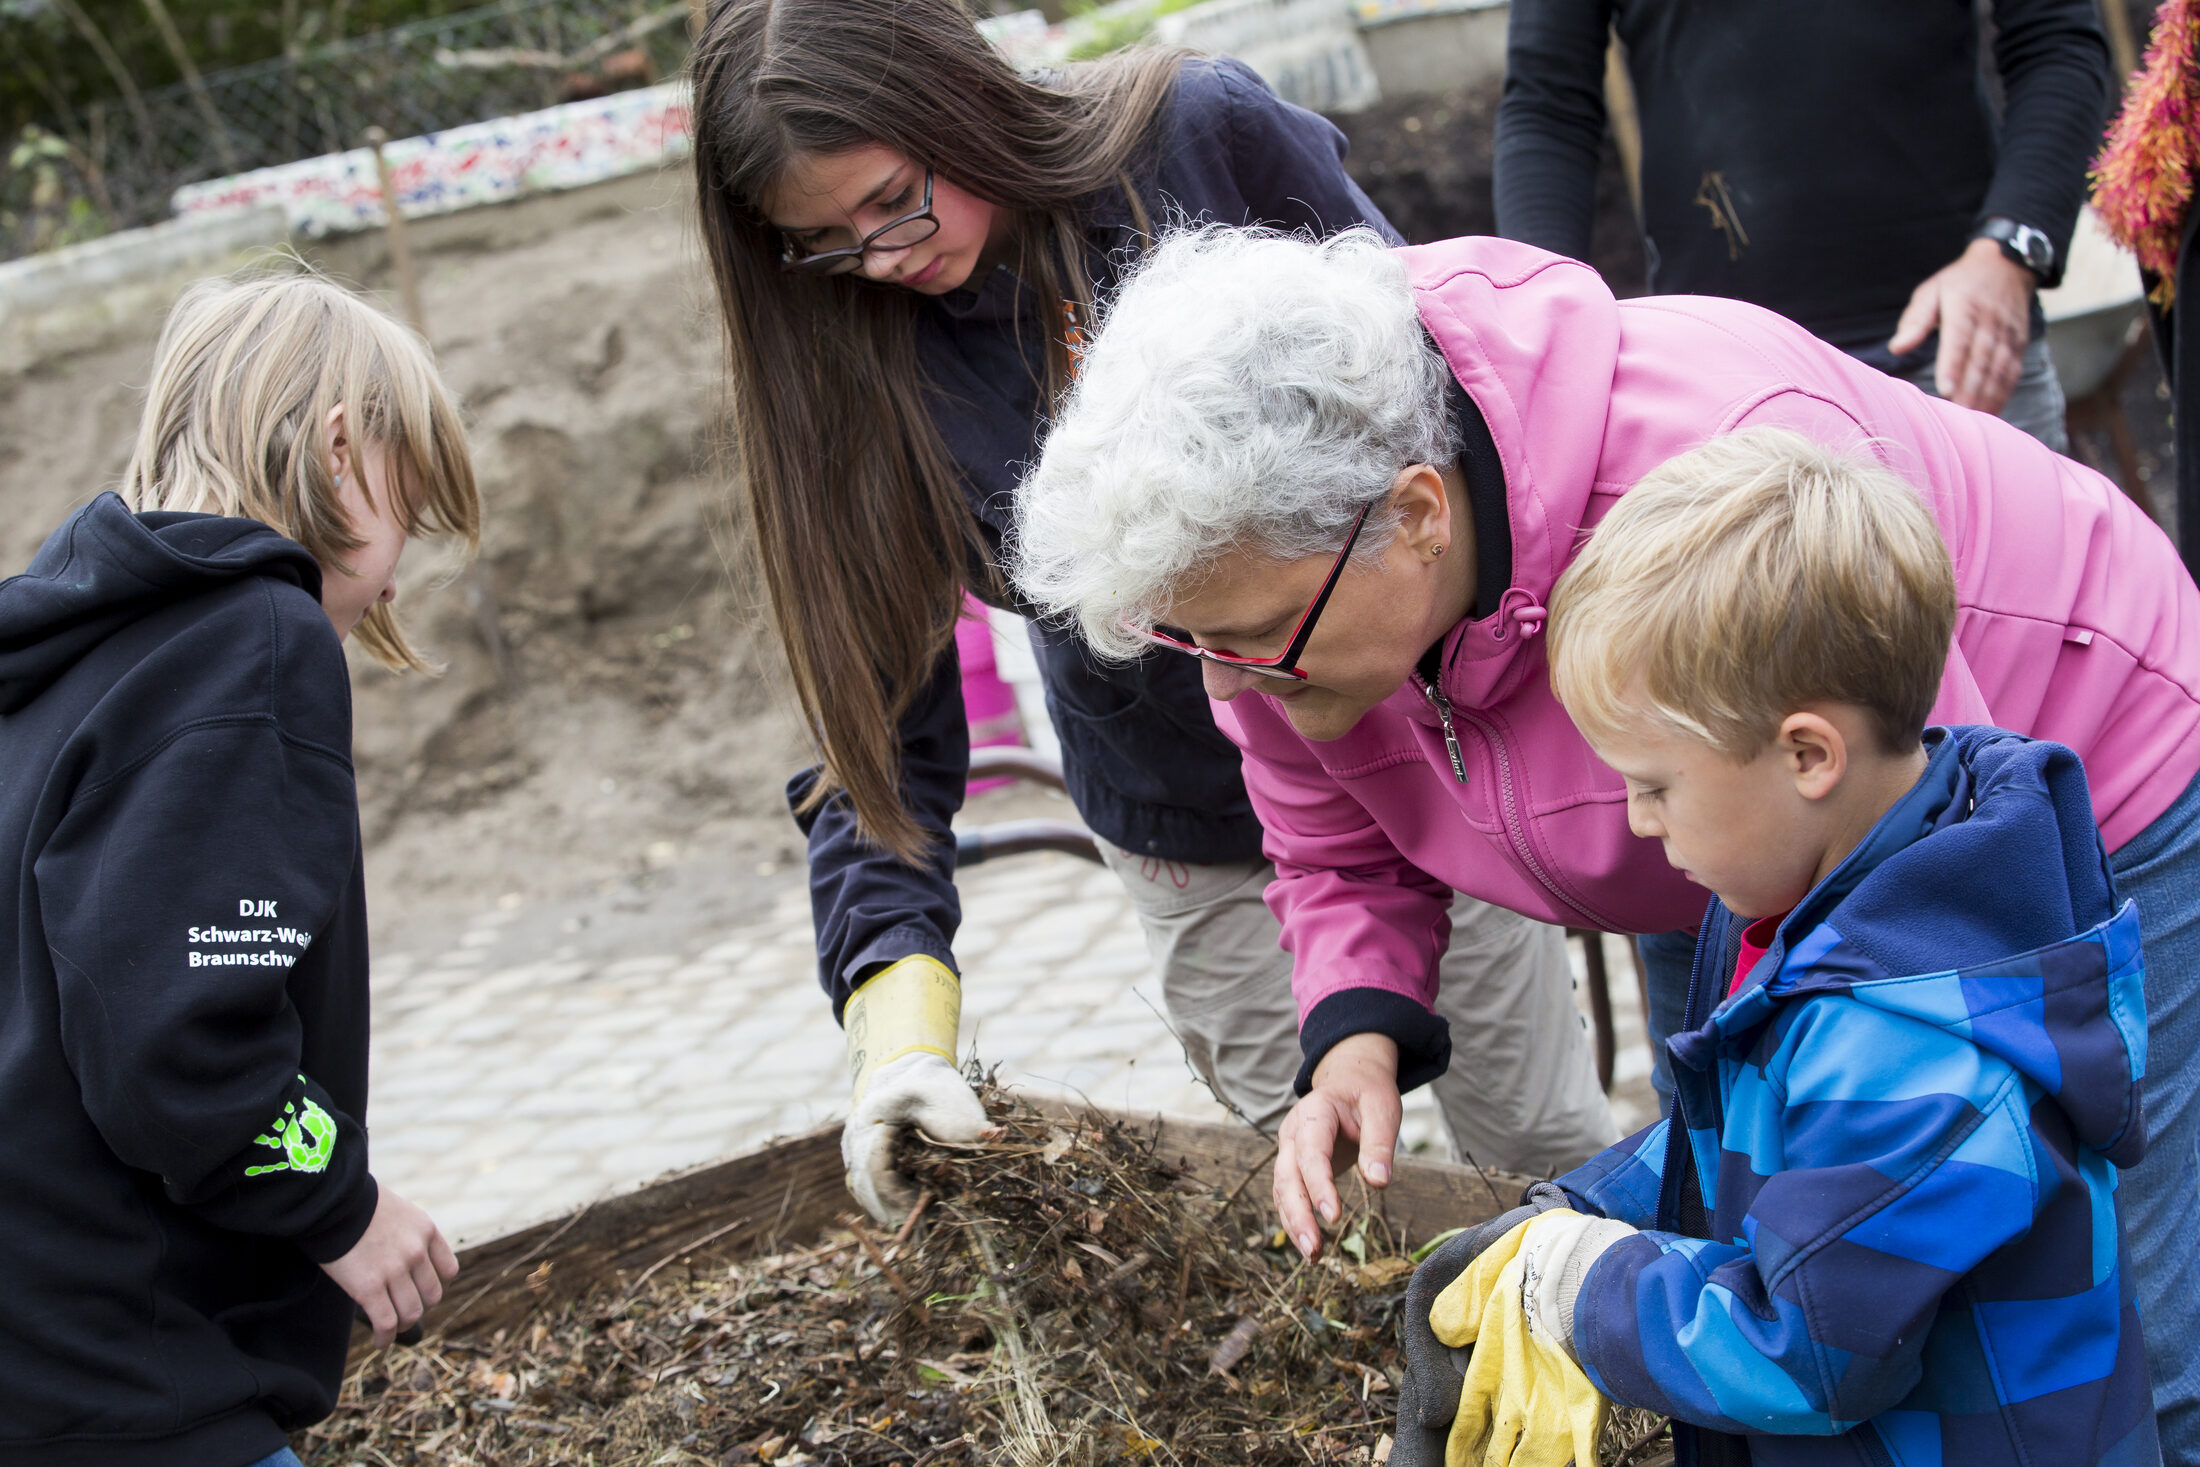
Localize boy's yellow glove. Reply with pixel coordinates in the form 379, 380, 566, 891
1430, 1211, 1619, 1467
840, 955, 988, 1223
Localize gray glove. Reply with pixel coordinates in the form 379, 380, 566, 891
1389, 1183, 1572, 1467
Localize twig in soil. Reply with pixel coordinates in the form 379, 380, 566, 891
1167, 1248, 1192, 1337
1612, 1416, 1675, 1467
888, 1190, 935, 1248
851, 1218, 911, 1294
437, 1202, 595, 1335
618, 1215, 749, 1304
1221, 1142, 1281, 1211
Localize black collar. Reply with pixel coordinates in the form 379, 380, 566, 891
1448, 374, 1512, 624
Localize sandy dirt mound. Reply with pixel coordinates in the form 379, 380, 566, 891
0, 107, 1624, 960
0, 168, 813, 954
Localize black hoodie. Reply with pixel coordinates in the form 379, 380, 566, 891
0, 494, 377, 1467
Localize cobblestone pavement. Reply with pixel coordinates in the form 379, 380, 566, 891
369, 851, 1660, 1247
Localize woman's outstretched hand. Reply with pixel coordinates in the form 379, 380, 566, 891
1272, 1031, 1401, 1260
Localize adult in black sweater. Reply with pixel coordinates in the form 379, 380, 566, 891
1494, 0, 2111, 442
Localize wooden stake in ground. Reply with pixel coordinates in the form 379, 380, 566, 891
362, 127, 425, 335
362, 126, 515, 686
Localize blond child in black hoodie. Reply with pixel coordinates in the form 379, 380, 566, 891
0, 269, 476, 1467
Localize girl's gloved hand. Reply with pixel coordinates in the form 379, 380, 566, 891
839, 956, 989, 1222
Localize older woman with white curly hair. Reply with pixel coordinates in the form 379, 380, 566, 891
1011, 224, 2200, 1444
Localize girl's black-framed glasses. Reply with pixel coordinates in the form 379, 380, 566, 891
778, 170, 940, 276
1139, 501, 1375, 681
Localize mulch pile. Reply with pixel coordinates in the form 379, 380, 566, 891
302, 1085, 1668, 1466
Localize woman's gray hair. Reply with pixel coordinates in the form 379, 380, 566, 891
1009, 225, 1456, 660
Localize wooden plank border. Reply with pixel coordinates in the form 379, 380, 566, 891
364, 1100, 1540, 1350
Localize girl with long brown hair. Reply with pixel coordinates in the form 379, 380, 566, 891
690, 0, 1612, 1220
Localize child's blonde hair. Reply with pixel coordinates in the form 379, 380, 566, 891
121, 265, 480, 672
1548, 427, 1956, 760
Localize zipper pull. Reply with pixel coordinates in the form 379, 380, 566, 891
1420, 676, 1469, 784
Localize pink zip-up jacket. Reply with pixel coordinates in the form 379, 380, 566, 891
1210, 238, 2200, 1083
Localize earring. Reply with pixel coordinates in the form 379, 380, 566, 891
1430, 543, 1446, 558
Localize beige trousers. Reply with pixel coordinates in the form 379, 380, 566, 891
1095, 840, 1617, 1177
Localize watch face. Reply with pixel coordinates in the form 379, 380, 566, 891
2017, 227, 2052, 272
1992, 220, 2053, 275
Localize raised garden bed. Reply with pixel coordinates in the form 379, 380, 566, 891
303, 1091, 1671, 1466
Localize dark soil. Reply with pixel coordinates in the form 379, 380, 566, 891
301, 1087, 1670, 1466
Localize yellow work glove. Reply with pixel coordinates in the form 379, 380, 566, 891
1430, 1211, 1612, 1467
840, 955, 988, 1223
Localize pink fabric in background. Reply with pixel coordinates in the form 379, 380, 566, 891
957, 596, 1025, 792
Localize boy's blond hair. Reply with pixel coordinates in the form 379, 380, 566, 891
1548, 427, 1956, 760
121, 264, 480, 672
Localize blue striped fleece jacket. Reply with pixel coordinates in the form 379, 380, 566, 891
1551, 726, 2157, 1467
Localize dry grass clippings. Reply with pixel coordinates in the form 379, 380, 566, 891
301, 1085, 1668, 1466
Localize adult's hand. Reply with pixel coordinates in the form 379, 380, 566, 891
1272, 1030, 1400, 1260
1887, 236, 2035, 414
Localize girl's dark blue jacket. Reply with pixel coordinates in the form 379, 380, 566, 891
795, 56, 1396, 1013
0, 495, 377, 1467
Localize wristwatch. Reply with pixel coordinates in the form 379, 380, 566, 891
1976, 217, 2054, 283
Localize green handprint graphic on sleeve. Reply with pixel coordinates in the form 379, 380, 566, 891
244, 1077, 337, 1177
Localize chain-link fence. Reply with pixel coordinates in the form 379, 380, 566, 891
7, 0, 695, 262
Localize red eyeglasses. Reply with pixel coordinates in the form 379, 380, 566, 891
1141, 502, 1373, 681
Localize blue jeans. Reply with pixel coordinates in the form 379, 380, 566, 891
2105, 772, 2200, 1462
1639, 927, 1695, 1110
243, 1448, 303, 1467
1644, 770, 2200, 1459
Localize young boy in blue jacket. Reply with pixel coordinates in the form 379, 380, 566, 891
1394, 427, 2157, 1467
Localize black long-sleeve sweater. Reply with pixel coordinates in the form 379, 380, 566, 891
1493, 0, 2111, 368
0, 495, 378, 1467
